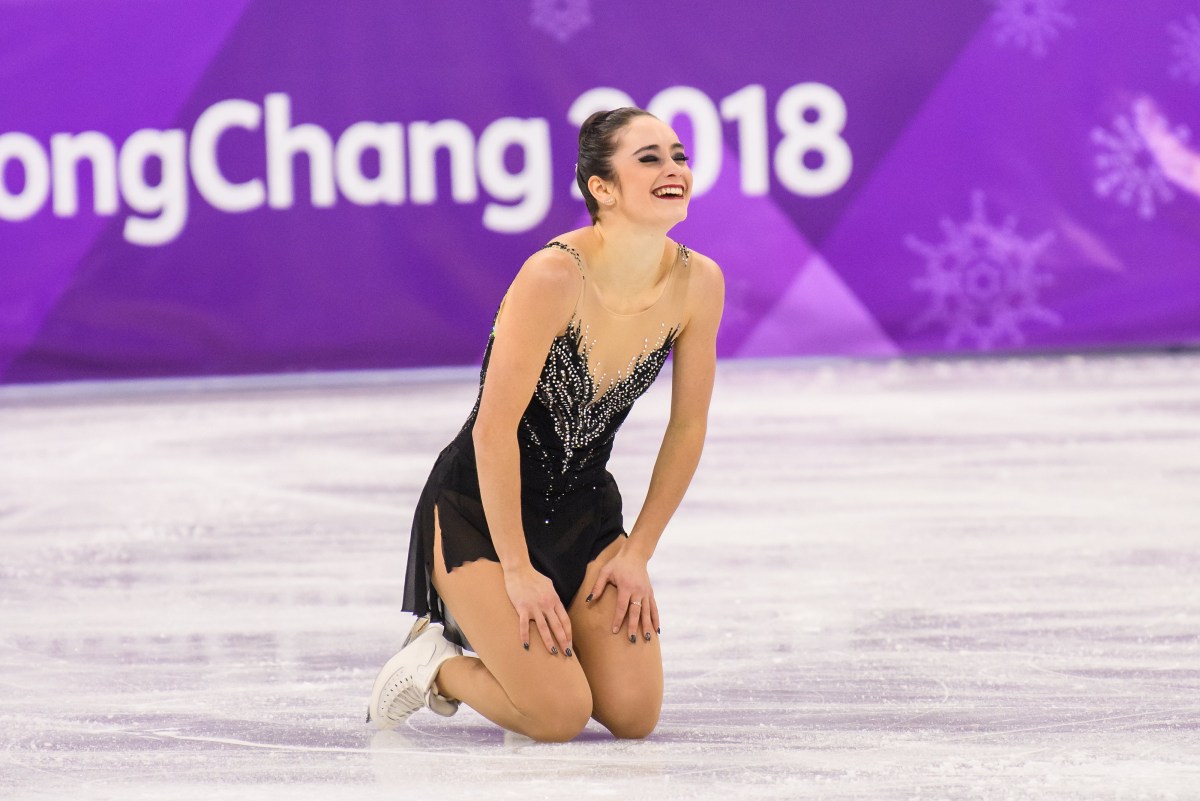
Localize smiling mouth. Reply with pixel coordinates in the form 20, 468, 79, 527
652, 186, 686, 199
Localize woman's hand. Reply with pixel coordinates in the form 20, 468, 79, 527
503, 564, 573, 656
585, 544, 661, 643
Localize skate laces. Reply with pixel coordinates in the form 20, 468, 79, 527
381, 670, 428, 723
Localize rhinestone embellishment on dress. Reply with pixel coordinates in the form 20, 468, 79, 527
459, 239, 689, 517
537, 314, 680, 471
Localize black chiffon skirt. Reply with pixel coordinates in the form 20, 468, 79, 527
401, 434, 627, 652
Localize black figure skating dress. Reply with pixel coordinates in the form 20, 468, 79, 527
401, 239, 692, 652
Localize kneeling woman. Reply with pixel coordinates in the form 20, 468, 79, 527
368, 106, 725, 742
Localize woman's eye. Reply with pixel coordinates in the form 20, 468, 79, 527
674, 155, 690, 163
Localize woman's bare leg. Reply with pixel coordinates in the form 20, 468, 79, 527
567, 535, 664, 738
429, 506, 593, 742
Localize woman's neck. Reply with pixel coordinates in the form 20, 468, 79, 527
586, 219, 673, 294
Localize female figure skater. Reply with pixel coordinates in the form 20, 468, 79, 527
367, 107, 724, 742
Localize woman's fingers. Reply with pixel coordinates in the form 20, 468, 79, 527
518, 607, 573, 656
611, 586, 632, 634
649, 594, 661, 635
518, 613, 531, 650
640, 598, 654, 641
609, 587, 656, 642
586, 566, 610, 606
532, 610, 557, 654
548, 602, 572, 656
592, 556, 656, 642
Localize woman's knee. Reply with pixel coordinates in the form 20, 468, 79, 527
593, 686, 662, 740
599, 706, 661, 740
518, 687, 593, 742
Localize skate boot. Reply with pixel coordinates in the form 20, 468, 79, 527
367, 615, 462, 728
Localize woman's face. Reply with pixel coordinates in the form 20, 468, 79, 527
598, 115, 691, 226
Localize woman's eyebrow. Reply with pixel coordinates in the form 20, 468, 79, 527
632, 142, 685, 155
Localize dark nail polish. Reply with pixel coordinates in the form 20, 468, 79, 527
565, 647, 573, 657
551, 646, 558, 655
585, 593, 593, 602
644, 631, 651, 641
629, 634, 636, 643
657, 627, 661, 635
523, 642, 529, 650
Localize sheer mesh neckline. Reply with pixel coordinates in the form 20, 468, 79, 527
539, 240, 688, 408
558, 317, 680, 408
546, 240, 689, 318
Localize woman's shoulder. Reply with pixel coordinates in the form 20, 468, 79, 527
672, 243, 724, 336
538, 229, 590, 270
674, 242, 723, 288
510, 239, 585, 300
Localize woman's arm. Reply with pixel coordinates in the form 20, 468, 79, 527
585, 253, 725, 640
625, 253, 726, 561
472, 250, 581, 653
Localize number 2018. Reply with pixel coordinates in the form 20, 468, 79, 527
569, 83, 852, 199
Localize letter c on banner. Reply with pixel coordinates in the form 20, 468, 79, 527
191, 99, 265, 212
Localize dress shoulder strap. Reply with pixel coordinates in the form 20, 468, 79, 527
541, 240, 586, 276
677, 242, 691, 268
540, 240, 588, 329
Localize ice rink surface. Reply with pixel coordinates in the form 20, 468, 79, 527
1, 352, 1198, 800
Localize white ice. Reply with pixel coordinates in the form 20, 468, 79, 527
1, 352, 1198, 800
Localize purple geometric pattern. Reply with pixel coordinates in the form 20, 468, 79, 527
0, 1, 1197, 384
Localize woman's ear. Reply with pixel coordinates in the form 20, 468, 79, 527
589, 175, 616, 206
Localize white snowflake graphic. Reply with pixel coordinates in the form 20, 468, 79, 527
1168, 14, 1200, 86
989, 0, 1076, 57
1092, 111, 1191, 220
530, 0, 592, 44
905, 191, 1060, 351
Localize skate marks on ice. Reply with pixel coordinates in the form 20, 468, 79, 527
1, 353, 1198, 799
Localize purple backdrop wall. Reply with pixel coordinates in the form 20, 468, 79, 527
2, 0, 1198, 384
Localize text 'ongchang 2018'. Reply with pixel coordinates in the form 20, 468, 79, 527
0, 84, 851, 246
